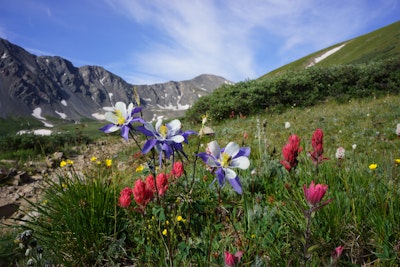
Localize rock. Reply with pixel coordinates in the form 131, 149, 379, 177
199, 126, 215, 136
0, 203, 20, 219
52, 152, 63, 161
13, 171, 32, 186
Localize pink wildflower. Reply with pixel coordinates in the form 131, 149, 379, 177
224, 251, 244, 266
280, 134, 302, 172
132, 179, 153, 206
309, 128, 329, 166
171, 161, 184, 178
303, 181, 328, 207
331, 245, 344, 265
118, 187, 133, 208
156, 173, 169, 196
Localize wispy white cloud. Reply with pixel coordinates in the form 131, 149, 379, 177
105, 0, 399, 84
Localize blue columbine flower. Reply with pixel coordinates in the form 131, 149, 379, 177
137, 119, 195, 167
197, 141, 250, 194
99, 102, 144, 141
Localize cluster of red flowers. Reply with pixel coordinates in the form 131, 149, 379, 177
280, 128, 330, 172
118, 162, 184, 210
280, 134, 302, 172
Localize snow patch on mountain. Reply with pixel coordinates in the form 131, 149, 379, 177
307, 44, 346, 67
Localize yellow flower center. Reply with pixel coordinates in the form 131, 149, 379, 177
115, 109, 125, 125
220, 152, 232, 168
159, 125, 168, 138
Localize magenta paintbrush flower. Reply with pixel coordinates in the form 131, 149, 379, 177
280, 134, 302, 172
224, 250, 244, 266
303, 181, 328, 207
309, 128, 329, 166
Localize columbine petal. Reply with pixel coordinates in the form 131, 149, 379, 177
155, 119, 162, 132
230, 156, 250, 169
169, 135, 185, 143
235, 147, 251, 158
126, 102, 134, 115
224, 168, 237, 179
228, 176, 243, 194
208, 141, 221, 159
100, 124, 119, 133
121, 126, 130, 141
104, 112, 118, 124
196, 153, 219, 167
224, 142, 240, 157
216, 168, 225, 186
137, 124, 156, 136
142, 139, 158, 154
167, 119, 182, 134
115, 102, 127, 114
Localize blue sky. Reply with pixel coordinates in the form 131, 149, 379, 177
1, 0, 399, 85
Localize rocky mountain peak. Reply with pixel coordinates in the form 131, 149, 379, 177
0, 37, 232, 123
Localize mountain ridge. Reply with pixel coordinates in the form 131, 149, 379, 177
0, 37, 231, 123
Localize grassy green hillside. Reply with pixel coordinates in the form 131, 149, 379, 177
262, 20, 400, 78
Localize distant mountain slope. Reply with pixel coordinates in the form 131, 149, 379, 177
262, 20, 400, 78
0, 38, 231, 123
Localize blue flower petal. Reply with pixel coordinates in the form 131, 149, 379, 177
121, 125, 130, 141
99, 124, 119, 133
142, 139, 158, 154
216, 168, 225, 186
228, 176, 243, 194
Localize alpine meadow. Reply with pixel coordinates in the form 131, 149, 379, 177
0, 21, 400, 267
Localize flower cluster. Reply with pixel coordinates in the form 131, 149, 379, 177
118, 162, 185, 211
309, 128, 329, 167
280, 134, 302, 172
100, 101, 251, 207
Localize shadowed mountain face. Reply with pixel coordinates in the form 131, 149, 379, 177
0, 38, 231, 122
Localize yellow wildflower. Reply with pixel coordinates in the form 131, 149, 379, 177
105, 159, 112, 167
176, 215, 186, 223
162, 229, 167, 236
96, 161, 102, 165
90, 156, 98, 162
165, 220, 169, 226
135, 164, 144, 173
369, 163, 378, 170
60, 161, 67, 167
66, 159, 74, 165
395, 159, 400, 164
251, 234, 256, 239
